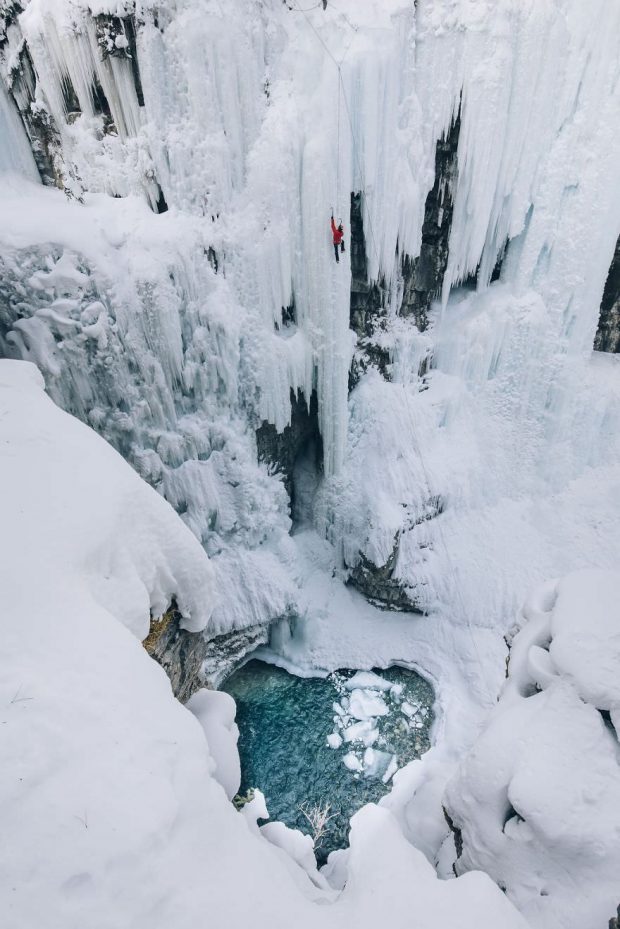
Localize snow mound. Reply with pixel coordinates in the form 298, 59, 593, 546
444, 569, 620, 929
344, 671, 394, 691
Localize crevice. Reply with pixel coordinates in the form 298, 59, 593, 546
154, 183, 168, 214
206, 246, 219, 274
279, 297, 296, 328
90, 77, 112, 120
256, 389, 323, 521
443, 806, 463, 876
598, 707, 618, 742
60, 74, 80, 117
594, 235, 620, 353
502, 803, 525, 833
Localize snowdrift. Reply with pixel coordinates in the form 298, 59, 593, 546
445, 570, 620, 929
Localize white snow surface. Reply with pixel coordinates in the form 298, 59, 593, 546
444, 570, 620, 929
186, 688, 241, 800
0, 359, 529, 929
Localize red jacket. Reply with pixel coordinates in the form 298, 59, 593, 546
331, 217, 344, 245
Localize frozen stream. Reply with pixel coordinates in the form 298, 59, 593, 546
222, 661, 434, 863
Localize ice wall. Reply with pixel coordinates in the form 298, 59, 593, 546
1, 0, 620, 638
0, 81, 39, 178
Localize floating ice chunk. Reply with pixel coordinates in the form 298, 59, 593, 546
363, 747, 375, 768
348, 688, 389, 721
342, 752, 363, 773
390, 684, 404, 698
401, 701, 420, 719
332, 701, 346, 716
344, 671, 393, 691
382, 756, 399, 784
327, 732, 343, 749
343, 720, 379, 747
363, 749, 394, 779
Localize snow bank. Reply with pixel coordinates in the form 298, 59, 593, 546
444, 569, 620, 929
0, 358, 528, 929
0, 358, 216, 634
186, 688, 240, 799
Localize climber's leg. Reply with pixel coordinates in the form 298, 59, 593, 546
334, 244, 340, 263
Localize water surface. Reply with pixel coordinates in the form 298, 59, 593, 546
223, 660, 434, 862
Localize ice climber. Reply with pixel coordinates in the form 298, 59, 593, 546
331, 214, 345, 263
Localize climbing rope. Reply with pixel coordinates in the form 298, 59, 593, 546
287, 2, 323, 12
336, 65, 341, 209
291, 1, 354, 221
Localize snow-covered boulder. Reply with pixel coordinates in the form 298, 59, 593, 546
444, 570, 620, 929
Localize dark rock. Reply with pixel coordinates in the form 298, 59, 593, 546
347, 536, 424, 612
609, 903, 620, 929
280, 298, 296, 327
348, 190, 391, 388
0, 2, 23, 45
346, 497, 443, 612
594, 235, 620, 353
154, 183, 168, 214
400, 110, 460, 331
144, 605, 271, 701
443, 806, 464, 860
145, 607, 208, 702
201, 625, 271, 689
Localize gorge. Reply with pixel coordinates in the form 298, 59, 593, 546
1, 2, 620, 928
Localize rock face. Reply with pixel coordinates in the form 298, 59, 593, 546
347, 497, 443, 612
349, 191, 390, 388
400, 112, 460, 331
594, 236, 620, 353
348, 539, 424, 613
144, 606, 270, 701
